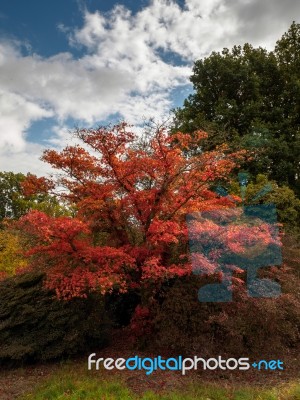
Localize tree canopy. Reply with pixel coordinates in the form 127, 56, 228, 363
173, 22, 300, 196
16, 123, 249, 300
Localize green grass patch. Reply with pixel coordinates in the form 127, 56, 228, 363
19, 363, 300, 400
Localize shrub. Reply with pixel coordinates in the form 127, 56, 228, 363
152, 271, 300, 357
0, 272, 111, 366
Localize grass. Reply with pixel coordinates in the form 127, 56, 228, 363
19, 362, 300, 400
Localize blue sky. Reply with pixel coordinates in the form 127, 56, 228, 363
0, 1, 149, 56
0, 0, 299, 176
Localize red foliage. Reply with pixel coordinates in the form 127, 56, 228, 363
129, 304, 154, 340
187, 207, 282, 285
18, 210, 136, 299
17, 123, 248, 299
0, 271, 8, 282
21, 173, 55, 197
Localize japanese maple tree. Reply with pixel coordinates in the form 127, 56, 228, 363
18, 122, 247, 300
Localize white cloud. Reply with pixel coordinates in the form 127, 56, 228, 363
0, 0, 299, 175
0, 89, 52, 151
0, 141, 50, 176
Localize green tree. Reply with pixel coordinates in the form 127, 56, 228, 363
173, 22, 300, 195
0, 171, 70, 223
275, 21, 300, 75
230, 174, 300, 233
0, 172, 27, 221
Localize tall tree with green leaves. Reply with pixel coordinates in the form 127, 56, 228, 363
0, 172, 27, 221
173, 22, 300, 195
0, 171, 69, 223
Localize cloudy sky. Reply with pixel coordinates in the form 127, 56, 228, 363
0, 0, 299, 176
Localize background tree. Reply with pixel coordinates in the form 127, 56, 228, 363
0, 172, 27, 221
0, 171, 70, 224
230, 174, 300, 233
0, 229, 27, 278
173, 22, 300, 196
